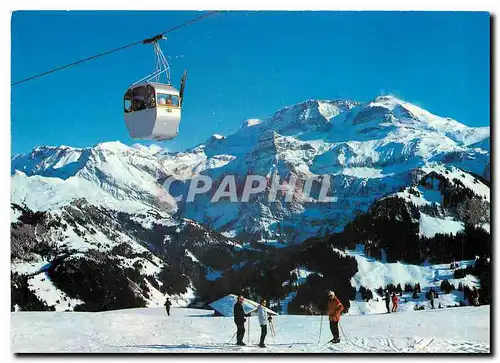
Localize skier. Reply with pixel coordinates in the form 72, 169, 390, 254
164, 298, 172, 316
391, 292, 399, 312
257, 299, 273, 348
429, 289, 435, 309
233, 295, 251, 346
384, 290, 391, 313
327, 291, 344, 343
472, 287, 480, 306
307, 302, 313, 315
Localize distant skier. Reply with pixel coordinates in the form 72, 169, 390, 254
234, 295, 251, 346
164, 298, 172, 316
472, 287, 480, 306
327, 291, 344, 343
429, 289, 435, 309
307, 302, 313, 315
257, 299, 272, 348
384, 291, 391, 313
391, 293, 399, 312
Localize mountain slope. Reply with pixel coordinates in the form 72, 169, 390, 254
159, 96, 489, 241
11, 200, 243, 311
333, 165, 490, 264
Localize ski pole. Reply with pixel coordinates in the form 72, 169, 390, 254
226, 331, 237, 345
270, 320, 276, 345
271, 321, 276, 345
318, 314, 323, 343
270, 320, 276, 337
339, 321, 348, 343
248, 315, 250, 344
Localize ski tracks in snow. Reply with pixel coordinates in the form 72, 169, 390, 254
10, 307, 490, 353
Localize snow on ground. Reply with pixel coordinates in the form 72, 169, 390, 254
242, 119, 262, 128
51, 149, 83, 169
11, 171, 171, 215
350, 250, 432, 291
233, 243, 261, 252
129, 215, 158, 230
10, 208, 22, 223
348, 246, 480, 315
27, 273, 83, 311
143, 279, 167, 307
349, 246, 478, 291
185, 250, 200, 263
419, 213, 464, 238
10, 306, 489, 353
115, 255, 161, 277
169, 283, 196, 307
422, 164, 490, 202
317, 100, 348, 121
290, 267, 315, 284
259, 239, 289, 248
392, 185, 442, 207
11, 260, 49, 276
131, 143, 163, 155
342, 167, 386, 179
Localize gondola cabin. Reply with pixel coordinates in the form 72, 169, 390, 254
124, 82, 181, 141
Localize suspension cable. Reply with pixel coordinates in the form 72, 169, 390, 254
11, 10, 221, 86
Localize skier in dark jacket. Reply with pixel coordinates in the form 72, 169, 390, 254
472, 287, 480, 306
164, 298, 172, 316
384, 291, 391, 313
429, 289, 435, 309
234, 295, 251, 345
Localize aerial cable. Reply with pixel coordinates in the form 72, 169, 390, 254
11, 10, 221, 86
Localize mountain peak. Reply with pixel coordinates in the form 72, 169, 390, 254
132, 143, 164, 155
241, 118, 262, 128
266, 98, 359, 134
202, 133, 226, 147
367, 95, 437, 122
211, 134, 225, 140
94, 141, 133, 153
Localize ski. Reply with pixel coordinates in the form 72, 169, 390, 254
413, 338, 435, 352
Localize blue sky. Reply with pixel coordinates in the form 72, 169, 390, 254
11, 11, 490, 155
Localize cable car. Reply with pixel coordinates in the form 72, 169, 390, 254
124, 35, 187, 141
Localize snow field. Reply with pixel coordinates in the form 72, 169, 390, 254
349, 251, 480, 314
11, 306, 489, 353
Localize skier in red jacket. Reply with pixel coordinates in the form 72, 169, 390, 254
391, 293, 399, 312
327, 291, 344, 343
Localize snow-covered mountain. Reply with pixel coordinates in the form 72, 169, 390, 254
11, 142, 177, 214
12, 96, 489, 234
333, 165, 491, 264
11, 95, 490, 313
159, 95, 490, 241
11, 199, 246, 311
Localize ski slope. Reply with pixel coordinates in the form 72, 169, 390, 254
11, 306, 489, 353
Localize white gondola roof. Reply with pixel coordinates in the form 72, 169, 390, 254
208, 294, 278, 317
128, 81, 179, 95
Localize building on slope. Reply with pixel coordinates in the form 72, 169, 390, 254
209, 294, 278, 317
